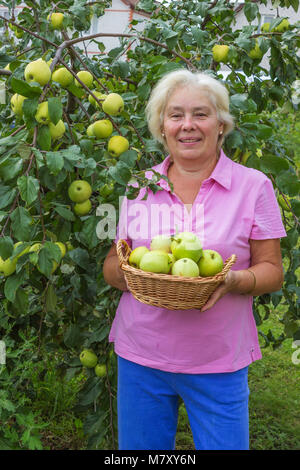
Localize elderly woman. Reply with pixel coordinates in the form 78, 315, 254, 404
103, 69, 286, 450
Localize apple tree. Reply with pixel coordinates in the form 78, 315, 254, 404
0, 0, 299, 449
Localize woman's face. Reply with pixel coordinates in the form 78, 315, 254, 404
162, 86, 224, 163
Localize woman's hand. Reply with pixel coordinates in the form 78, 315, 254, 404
200, 270, 238, 312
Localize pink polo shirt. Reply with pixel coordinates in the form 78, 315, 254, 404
109, 150, 287, 373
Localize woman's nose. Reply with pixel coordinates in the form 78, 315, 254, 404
182, 115, 195, 130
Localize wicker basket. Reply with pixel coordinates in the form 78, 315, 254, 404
117, 239, 237, 310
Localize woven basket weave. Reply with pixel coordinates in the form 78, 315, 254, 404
117, 239, 237, 310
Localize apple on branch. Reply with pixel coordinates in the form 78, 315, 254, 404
108, 135, 129, 157
47, 12, 64, 30
75, 71, 94, 89
102, 93, 124, 116
52, 67, 73, 88
24, 58, 52, 86
80, 349, 98, 368
74, 199, 92, 216
68, 180, 92, 203
212, 44, 229, 63
93, 120, 113, 139
35, 101, 50, 124
10, 93, 27, 116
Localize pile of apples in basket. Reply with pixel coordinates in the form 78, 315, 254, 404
128, 232, 223, 278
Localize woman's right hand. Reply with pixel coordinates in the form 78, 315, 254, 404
103, 243, 130, 292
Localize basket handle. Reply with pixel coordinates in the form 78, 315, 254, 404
116, 239, 131, 268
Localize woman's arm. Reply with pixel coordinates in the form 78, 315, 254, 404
201, 238, 284, 312
103, 243, 129, 292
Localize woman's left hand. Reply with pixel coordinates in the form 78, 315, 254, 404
200, 270, 238, 312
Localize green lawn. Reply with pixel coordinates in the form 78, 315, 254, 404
175, 309, 300, 450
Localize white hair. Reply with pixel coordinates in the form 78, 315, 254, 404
145, 69, 234, 150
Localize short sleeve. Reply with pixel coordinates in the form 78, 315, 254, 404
250, 177, 287, 240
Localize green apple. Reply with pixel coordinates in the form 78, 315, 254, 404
168, 253, 176, 273
198, 249, 224, 277
171, 232, 203, 263
79, 349, 98, 368
74, 199, 92, 216
278, 194, 292, 212
55, 242, 66, 257
75, 71, 93, 88
102, 93, 124, 116
241, 150, 251, 165
87, 124, 94, 137
139, 250, 170, 274
47, 12, 64, 29
0, 257, 17, 276
13, 241, 30, 259
88, 91, 107, 107
49, 120, 66, 140
275, 19, 290, 32
212, 44, 229, 63
129, 246, 149, 268
35, 101, 50, 124
93, 120, 113, 139
10, 93, 27, 116
95, 363, 107, 377
24, 58, 52, 86
172, 258, 199, 277
29, 242, 42, 253
261, 22, 270, 32
248, 41, 263, 60
108, 135, 129, 157
52, 67, 73, 87
99, 182, 114, 197
150, 235, 171, 253
68, 180, 92, 203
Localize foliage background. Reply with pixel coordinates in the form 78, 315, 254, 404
0, 0, 299, 449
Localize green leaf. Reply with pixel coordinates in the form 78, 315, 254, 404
80, 216, 101, 250
68, 247, 90, 270
17, 175, 40, 205
10, 77, 41, 98
45, 284, 57, 313
37, 126, 51, 151
64, 324, 83, 348
48, 97, 63, 125
10, 207, 33, 241
108, 161, 132, 186
54, 206, 76, 221
46, 151, 64, 175
22, 97, 39, 127
0, 237, 14, 260
4, 269, 27, 303
65, 81, 85, 99
0, 184, 17, 209
244, 2, 259, 22
0, 156, 23, 181
259, 155, 290, 174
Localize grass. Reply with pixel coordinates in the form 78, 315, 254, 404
175, 307, 300, 450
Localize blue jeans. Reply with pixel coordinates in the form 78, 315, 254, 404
117, 356, 250, 450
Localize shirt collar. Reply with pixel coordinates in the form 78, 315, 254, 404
146, 150, 233, 191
